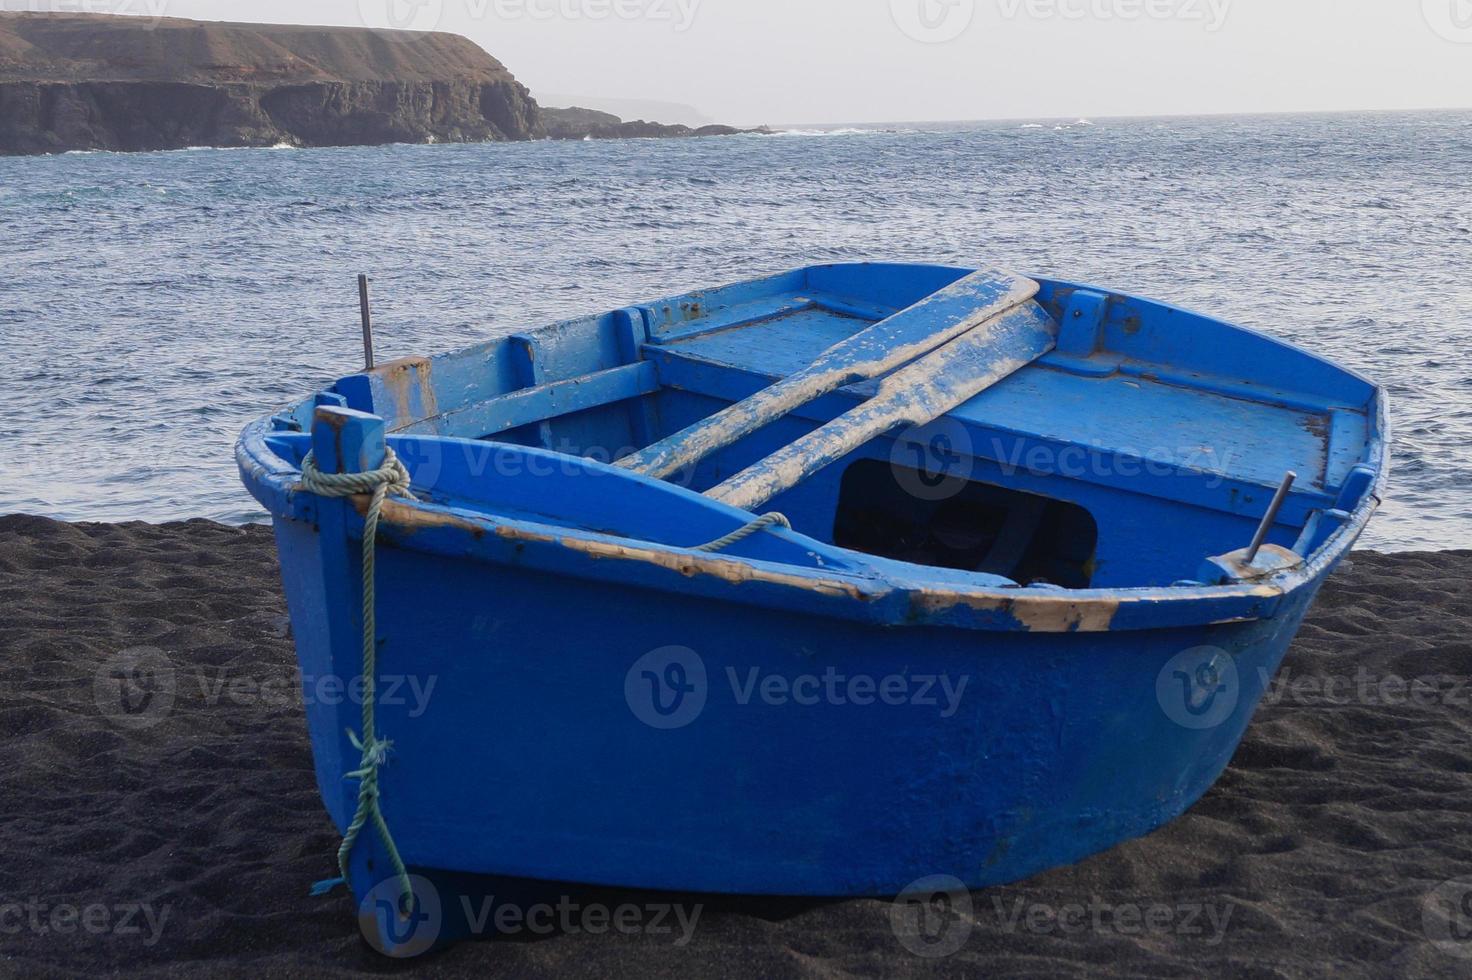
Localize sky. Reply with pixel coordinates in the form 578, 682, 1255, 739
30, 0, 1472, 125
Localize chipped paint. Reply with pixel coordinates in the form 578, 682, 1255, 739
373, 356, 440, 429
909, 591, 1120, 632
910, 581, 1279, 633
366, 497, 486, 537
368, 497, 1281, 632
1201, 544, 1303, 584
1301, 414, 1330, 440
620, 270, 1039, 480
710, 303, 1057, 511
490, 523, 875, 600
364, 496, 877, 600
1012, 598, 1121, 632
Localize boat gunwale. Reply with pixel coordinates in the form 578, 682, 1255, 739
235, 404, 1386, 634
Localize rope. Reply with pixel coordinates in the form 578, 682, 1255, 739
694, 513, 791, 553
294, 442, 780, 910
298, 447, 417, 914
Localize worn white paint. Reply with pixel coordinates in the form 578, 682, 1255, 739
618, 269, 1039, 479
708, 304, 1058, 512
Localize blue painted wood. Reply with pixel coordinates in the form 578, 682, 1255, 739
395, 362, 658, 439
1113, 361, 1335, 413
1335, 464, 1379, 511
1326, 409, 1372, 492
707, 302, 1058, 511
312, 405, 387, 475
235, 261, 1389, 951
641, 346, 1337, 515
1055, 288, 1109, 356
647, 293, 819, 346
646, 323, 1350, 496
613, 308, 660, 450
620, 269, 1037, 480
639, 267, 808, 340
509, 336, 554, 449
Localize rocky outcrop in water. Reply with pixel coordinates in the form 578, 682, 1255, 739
541, 105, 759, 140
0, 12, 541, 154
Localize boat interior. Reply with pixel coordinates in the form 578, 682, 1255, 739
266, 263, 1385, 591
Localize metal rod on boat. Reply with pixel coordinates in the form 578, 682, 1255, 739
358, 273, 375, 371
1246, 471, 1297, 565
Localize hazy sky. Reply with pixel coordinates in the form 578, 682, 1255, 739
54, 0, 1472, 124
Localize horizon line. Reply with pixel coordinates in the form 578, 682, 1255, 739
756, 104, 1472, 130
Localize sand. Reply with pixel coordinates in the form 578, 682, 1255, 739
1, 514, 1469, 977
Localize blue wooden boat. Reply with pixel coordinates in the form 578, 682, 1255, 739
237, 262, 1386, 954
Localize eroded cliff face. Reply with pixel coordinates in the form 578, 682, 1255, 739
0, 13, 543, 154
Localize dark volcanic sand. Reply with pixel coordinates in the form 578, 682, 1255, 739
1, 515, 1469, 977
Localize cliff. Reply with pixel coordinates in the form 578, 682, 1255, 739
0, 12, 542, 153
0, 13, 764, 155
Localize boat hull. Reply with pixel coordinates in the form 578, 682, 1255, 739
271, 513, 1328, 900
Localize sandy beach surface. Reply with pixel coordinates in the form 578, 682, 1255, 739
1, 514, 1469, 977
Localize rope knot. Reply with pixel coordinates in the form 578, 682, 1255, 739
347, 729, 394, 770
299, 447, 418, 502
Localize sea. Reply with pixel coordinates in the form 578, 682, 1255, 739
1, 110, 1468, 551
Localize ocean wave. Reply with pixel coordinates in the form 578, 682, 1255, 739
770, 127, 910, 137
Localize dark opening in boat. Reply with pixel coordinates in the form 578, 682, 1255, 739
832, 460, 1099, 587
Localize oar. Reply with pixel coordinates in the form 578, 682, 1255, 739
706, 303, 1058, 512
617, 269, 1039, 480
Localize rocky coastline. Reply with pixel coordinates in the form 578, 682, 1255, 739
0, 12, 761, 155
